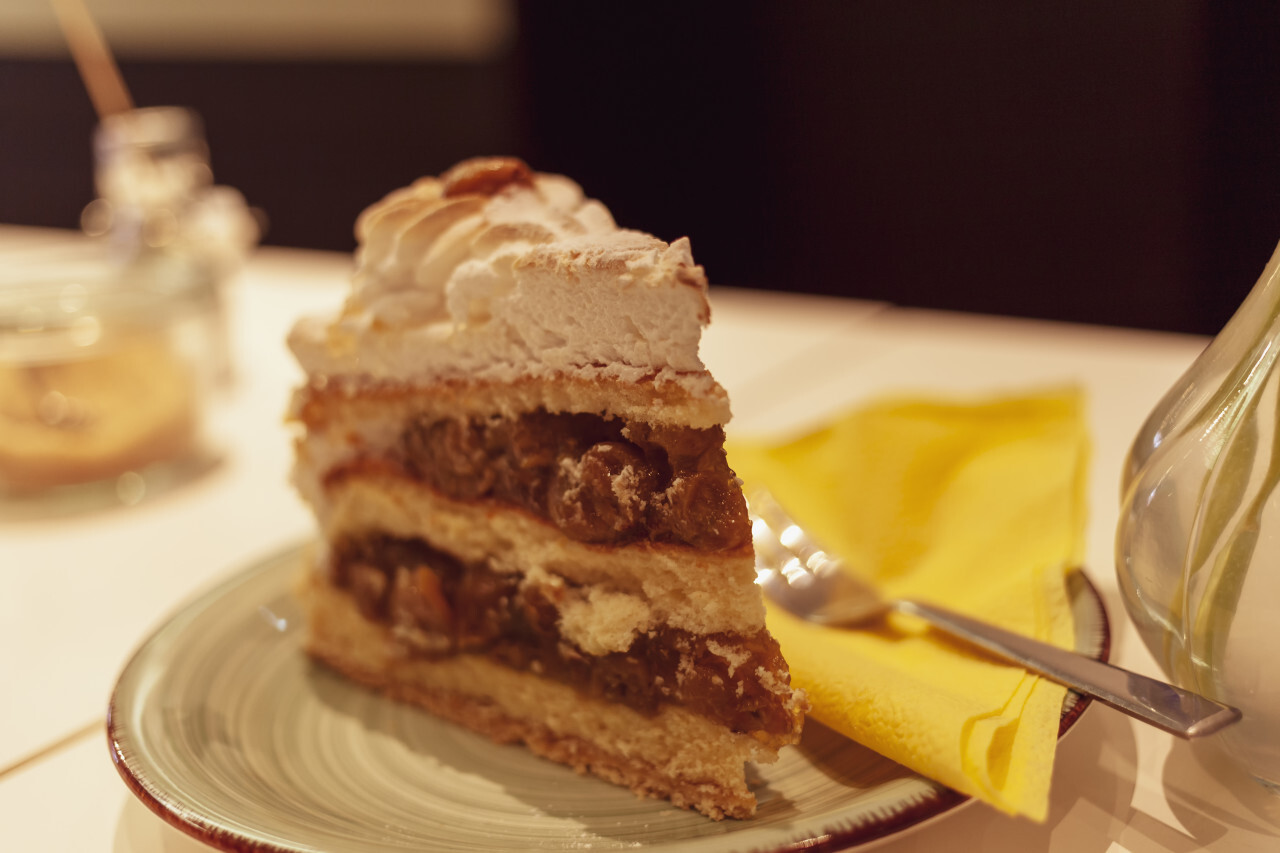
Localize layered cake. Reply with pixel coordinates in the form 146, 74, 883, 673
287, 157, 805, 819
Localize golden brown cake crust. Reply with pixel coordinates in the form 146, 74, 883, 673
299, 569, 775, 819
291, 370, 730, 432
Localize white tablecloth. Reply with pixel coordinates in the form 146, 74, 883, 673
3, 227, 1277, 851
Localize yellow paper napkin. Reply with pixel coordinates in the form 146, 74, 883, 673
727, 388, 1090, 820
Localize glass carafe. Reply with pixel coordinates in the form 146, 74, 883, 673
1117, 239, 1280, 788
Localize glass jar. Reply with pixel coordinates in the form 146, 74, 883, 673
1117, 239, 1280, 789
0, 106, 257, 512
0, 238, 219, 511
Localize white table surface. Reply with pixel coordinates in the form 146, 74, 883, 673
3, 227, 1278, 852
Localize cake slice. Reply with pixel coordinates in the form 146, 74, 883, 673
287, 157, 806, 819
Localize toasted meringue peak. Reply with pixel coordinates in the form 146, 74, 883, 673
290, 158, 719, 407
441, 156, 535, 198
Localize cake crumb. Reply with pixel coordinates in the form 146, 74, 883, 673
705, 638, 751, 678
558, 586, 655, 655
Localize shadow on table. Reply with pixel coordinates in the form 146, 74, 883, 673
1162, 732, 1280, 851
0, 450, 224, 524
113, 794, 212, 853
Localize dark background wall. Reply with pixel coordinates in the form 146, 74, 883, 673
4, 2, 1280, 335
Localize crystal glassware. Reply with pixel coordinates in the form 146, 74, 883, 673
1117, 239, 1280, 788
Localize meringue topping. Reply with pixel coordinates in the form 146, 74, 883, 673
289, 158, 716, 394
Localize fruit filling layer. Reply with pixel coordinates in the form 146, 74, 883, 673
326, 409, 751, 551
331, 532, 799, 738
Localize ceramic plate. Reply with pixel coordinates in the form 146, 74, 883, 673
108, 545, 1108, 853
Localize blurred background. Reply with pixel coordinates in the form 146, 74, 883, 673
3, 0, 1280, 335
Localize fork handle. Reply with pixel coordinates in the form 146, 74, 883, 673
899, 600, 1241, 739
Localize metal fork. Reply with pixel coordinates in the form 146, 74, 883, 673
749, 489, 1241, 739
